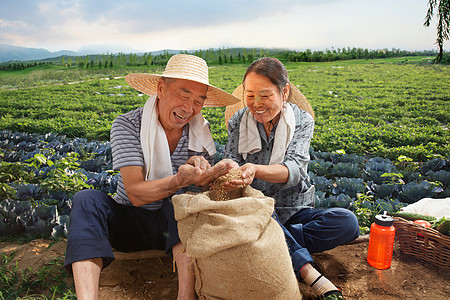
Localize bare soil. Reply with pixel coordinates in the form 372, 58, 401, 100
1, 239, 449, 299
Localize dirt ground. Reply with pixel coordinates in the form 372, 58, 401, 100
1, 238, 449, 300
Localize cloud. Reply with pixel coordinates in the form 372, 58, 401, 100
0, 0, 442, 52
1, 0, 341, 37
0, 0, 79, 46
121, 0, 438, 52
73, 0, 339, 30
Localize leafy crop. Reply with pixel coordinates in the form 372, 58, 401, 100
0, 58, 448, 161
308, 150, 448, 232
0, 131, 119, 238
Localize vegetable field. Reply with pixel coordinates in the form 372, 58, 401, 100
1, 57, 448, 160
0, 57, 449, 238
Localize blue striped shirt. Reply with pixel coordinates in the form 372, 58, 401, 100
110, 107, 213, 210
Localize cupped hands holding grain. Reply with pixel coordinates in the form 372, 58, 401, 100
221, 163, 256, 191
210, 168, 245, 201
177, 157, 236, 187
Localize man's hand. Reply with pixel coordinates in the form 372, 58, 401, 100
176, 157, 236, 187
185, 156, 211, 171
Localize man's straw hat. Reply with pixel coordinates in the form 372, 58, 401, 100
126, 54, 239, 107
225, 83, 315, 127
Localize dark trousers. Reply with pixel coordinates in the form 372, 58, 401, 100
64, 189, 180, 272
275, 207, 360, 277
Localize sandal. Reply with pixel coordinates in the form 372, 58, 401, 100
318, 289, 344, 300
309, 275, 344, 300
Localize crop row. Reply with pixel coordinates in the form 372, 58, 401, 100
1, 130, 449, 238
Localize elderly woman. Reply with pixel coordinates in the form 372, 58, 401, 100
222, 57, 359, 300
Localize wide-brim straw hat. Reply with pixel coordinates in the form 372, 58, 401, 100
126, 54, 239, 107
225, 83, 315, 127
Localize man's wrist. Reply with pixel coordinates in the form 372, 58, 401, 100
174, 173, 189, 189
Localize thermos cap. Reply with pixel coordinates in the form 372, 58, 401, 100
374, 213, 394, 227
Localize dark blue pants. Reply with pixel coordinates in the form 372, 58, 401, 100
275, 207, 360, 277
64, 189, 180, 272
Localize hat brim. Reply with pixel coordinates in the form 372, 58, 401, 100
225, 83, 315, 128
126, 73, 240, 108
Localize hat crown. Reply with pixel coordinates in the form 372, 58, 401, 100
125, 54, 240, 107
162, 54, 209, 85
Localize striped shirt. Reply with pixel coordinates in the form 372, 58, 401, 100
110, 107, 213, 210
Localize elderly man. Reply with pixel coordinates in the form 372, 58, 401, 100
64, 54, 239, 299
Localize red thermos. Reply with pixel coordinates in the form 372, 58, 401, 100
367, 211, 395, 269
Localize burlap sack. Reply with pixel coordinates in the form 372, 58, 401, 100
172, 186, 302, 300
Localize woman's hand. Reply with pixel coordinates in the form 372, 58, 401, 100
222, 163, 256, 191
176, 157, 236, 187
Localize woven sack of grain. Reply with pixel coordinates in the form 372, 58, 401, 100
172, 185, 302, 300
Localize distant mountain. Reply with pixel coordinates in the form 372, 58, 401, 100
0, 44, 186, 63
0, 44, 78, 63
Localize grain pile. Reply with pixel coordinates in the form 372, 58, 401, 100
209, 168, 245, 201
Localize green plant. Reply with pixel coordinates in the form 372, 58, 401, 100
0, 161, 36, 202
333, 149, 346, 155
351, 193, 378, 235
0, 182, 15, 201
380, 172, 405, 185
26, 152, 54, 171
35, 152, 92, 197
0, 252, 76, 299
24, 151, 93, 198
395, 155, 419, 172
0, 161, 34, 184
397, 155, 413, 163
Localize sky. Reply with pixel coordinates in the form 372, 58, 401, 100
0, 0, 446, 53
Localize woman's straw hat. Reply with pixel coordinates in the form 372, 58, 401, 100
225, 83, 315, 127
126, 54, 239, 107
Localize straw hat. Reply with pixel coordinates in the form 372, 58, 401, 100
126, 54, 239, 107
225, 83, 315, 127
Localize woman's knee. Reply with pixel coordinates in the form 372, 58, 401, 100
334, 208, 360, 240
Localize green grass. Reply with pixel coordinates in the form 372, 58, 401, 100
0, 251, 75, 299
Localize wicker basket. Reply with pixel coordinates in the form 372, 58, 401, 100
393, 217, 450, 270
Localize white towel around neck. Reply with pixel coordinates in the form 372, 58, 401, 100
238, 103, 295, 164
140, 95, 216, 181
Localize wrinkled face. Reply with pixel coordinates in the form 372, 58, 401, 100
157, 78, 208, 131
243, 72, 289, 124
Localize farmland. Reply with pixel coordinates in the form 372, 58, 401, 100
0, 56, 448, 161
0, 55, 449, 298
0, 57, 449, 234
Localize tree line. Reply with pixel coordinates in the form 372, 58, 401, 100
0, 61, 54, 71
0, 47, 448, 72
280, 48, 448, 63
